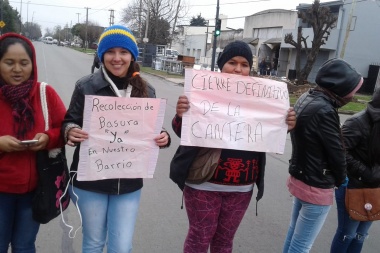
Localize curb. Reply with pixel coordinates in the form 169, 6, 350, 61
141, 71, 185, 86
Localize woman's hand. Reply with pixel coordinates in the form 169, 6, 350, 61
176, 95, 190, 118
286, 107, 296, 131
67, 127, 88, 147
0, 135, 28, 152
154, 132, 169, 147
27, 133, 49, 151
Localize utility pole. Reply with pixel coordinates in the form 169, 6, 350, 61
26, 1, 30, 37
205, 20, 209, 57
109, 9, 114, 26
76, 13, 80, 24
143, 1, 150, 43
19, 0, 22, 33
139, 0, 142, 41
85, 7, 90, 50
340, 0, 357, 59
211, 0, 220, 71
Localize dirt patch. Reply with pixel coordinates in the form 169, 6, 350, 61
259, 75, 315, 97
287, 83, 314, 97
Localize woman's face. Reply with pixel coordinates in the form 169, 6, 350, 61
103, 47, 133, 77
221, 56, 250, 76
0, 43, 33, 86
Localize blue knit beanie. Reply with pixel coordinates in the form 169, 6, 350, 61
97, 25, 139, 61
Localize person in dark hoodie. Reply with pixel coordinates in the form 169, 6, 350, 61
171, 40, 296, 253
282, 58, 363, 253
330, 85, 380, 252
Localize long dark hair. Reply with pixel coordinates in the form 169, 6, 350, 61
127, 61, 148, 98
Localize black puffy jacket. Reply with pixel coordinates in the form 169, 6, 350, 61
342, 87, 380, 189
289, 89, 346, 188
62, 67, 156, 195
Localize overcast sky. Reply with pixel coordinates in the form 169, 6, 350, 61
8, 0, 330, 36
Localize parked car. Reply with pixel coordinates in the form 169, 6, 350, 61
89, 42, 98, 50
44, 36, 53, 44
58, 41, 69, 46
52, 39, 58, 45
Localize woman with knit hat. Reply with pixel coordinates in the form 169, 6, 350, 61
330, 84, 380, 253
0, 33, 66, 252
62, 25, 170, 253
170, 40, 296, 253
282, 58, 363, 253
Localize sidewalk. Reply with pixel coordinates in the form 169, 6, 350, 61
166, 77, 185, 86
141, 70, 185, 86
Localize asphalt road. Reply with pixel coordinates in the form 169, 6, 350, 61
29, 41, 380, 253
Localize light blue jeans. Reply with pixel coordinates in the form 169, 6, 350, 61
70, 186, 141, 253
0, 192, 40, 253
283, 196, 331, 253
330, 186, 373, 253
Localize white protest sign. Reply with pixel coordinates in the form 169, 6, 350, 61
181, 69, 289, 154
78, 95, 166, 180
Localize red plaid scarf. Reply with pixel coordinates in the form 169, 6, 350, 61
0, 78, 35, 138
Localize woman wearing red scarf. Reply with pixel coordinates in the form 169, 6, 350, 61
0, 33, 66, 252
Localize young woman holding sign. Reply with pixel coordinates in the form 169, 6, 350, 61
170, 40, 296, 253
62, 25, 170, 253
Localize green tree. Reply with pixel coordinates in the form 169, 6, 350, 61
145, 17, 170, 45
284, 0, 337, 85
0, 0, 22, 34
71, 22, 104, 47
190, 14, 207, 26
71, 23, 84, 37
25, 22, 42, 40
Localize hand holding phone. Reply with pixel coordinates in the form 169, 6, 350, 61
20, 140, 39, 145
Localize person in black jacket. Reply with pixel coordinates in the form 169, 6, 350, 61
330, 85, 380, 253
90, 50, 101, 73
283, 58, 363, 253
62, 25, 170, 253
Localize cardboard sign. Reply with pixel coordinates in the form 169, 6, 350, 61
78, 95, 166, 180
181, 69, 289, 154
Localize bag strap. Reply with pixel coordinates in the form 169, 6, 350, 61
39, 82, 49, 131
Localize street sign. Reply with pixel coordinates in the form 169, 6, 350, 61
0, 21, 6, 28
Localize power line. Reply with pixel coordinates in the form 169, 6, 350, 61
9, 1, 106, 11
191, 0, 270, 7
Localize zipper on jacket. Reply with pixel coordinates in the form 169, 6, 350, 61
323, 169, 331, 175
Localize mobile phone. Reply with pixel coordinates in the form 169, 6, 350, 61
20, 140, 39, 145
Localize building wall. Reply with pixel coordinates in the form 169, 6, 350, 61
243, 9, 298, 70
280, 0, 380, 84
182, 34, 207, 64
337, 0, 380, 78
243, 9, 298, 35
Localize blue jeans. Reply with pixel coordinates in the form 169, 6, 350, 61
283, 196, 331, 253
70, 186, 141, 253
0, 192, 40, 253
330, 186, 373, 253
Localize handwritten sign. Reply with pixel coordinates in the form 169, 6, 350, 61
77, 95, 167, 181
181, 69, 289, 154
